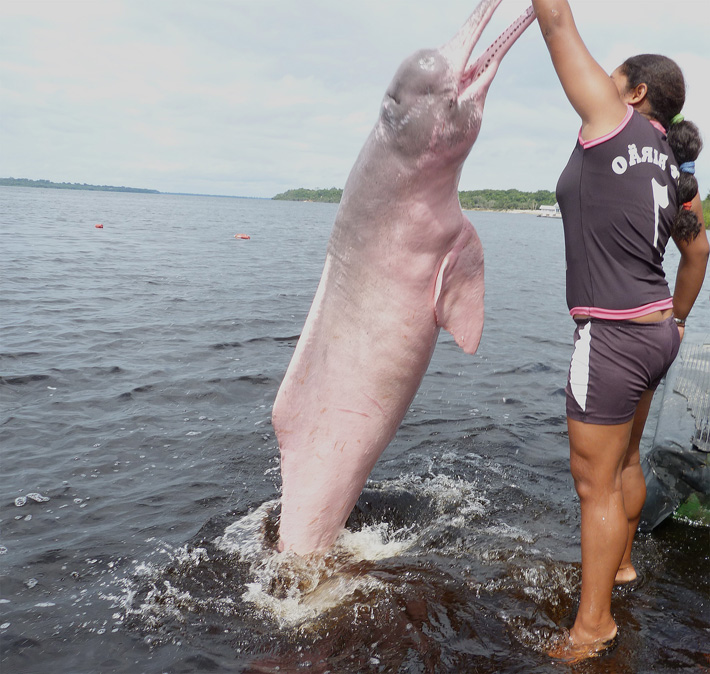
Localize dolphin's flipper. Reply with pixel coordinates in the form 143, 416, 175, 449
433, 226, 485, 355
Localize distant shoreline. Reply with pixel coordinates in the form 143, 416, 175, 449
5, 178, 705, 225
465, 208, 541, 215
0, 177, 160, 194
0, 181, 542, 212
0, 178, 267, 200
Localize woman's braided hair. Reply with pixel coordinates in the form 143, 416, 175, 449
621, 54, 703, 242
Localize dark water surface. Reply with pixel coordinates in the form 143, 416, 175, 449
1, 187, 708, 673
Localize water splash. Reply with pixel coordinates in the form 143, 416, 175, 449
14, 492, 50, 507
215, 501, 389, 626
110, 470, 581, 669
214, 474, 490, 626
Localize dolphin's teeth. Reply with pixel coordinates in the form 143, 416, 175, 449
457, 5, 534, 98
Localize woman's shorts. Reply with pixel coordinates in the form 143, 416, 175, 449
565, 316, 680, 425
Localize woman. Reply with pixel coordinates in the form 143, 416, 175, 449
531, 0, 709, 662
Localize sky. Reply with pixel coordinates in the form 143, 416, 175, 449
2, 0, 709, 199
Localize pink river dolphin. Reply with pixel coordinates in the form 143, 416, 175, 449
273, 0, 535, 555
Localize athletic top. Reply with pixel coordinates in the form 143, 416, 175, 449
556, 106, 680, 319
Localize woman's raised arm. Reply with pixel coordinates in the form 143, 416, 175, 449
532, 0, 628, 141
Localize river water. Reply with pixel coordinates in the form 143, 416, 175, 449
1, 186, 708, 673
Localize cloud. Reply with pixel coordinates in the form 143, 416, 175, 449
1, 0, 708, 197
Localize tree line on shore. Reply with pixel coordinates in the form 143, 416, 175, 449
273, 187, 343, 203
273, 187, 557, 210
275, 186, 710, 224
458, 189, 556, 210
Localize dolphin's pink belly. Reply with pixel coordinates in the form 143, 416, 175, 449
273, 254, 441, 554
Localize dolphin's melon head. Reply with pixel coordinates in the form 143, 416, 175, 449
379, 48, 482, 165
378, 2, 535, 170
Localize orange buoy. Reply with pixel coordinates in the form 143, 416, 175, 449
234, 233, 250, 240
95, 224, 104, 229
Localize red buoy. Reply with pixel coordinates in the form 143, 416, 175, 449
95, 224, 104, 229
234, 233, 250, 240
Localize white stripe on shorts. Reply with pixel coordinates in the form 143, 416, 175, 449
569, 322, 592, 412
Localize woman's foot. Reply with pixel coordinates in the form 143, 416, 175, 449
547, 625, 619, 663
614, 563, 637, 585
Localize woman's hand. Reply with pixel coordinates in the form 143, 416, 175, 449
672, 193, 709, 325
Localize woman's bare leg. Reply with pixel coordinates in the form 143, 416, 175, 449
615, 389, 655, 584
566, 417, 634, 648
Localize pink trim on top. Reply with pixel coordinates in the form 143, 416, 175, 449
578, 105, 634, 149
649, 119, 666, 134
570, 297, 674, 321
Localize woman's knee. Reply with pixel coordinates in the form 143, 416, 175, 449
570, 456, 623, 501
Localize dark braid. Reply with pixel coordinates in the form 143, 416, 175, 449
621, 54, 704, 242
667, 119, 703, 242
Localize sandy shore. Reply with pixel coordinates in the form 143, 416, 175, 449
463, 208, 546, 215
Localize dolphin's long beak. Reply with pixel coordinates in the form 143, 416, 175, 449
441, 0, 535, 101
